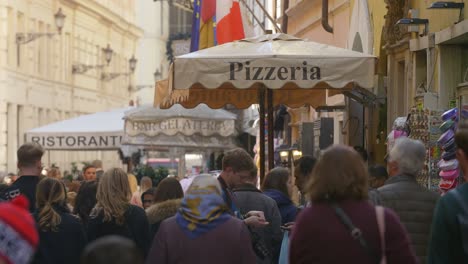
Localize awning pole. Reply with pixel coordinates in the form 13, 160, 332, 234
267, 88, 274, 171
258, 87, 266, 183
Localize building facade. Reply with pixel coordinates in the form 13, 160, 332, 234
0, 0, 142, 172
282, 0, 382, 160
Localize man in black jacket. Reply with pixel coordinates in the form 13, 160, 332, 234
0, 142, 44, 212
234, 168, 283, 263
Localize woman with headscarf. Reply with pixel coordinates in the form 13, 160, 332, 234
87, 168, 151, 258
145, 175, 256, 264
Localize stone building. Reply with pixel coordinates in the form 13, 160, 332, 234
0, 0, 142, 172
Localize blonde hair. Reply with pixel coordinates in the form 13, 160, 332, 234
94, 168, 131, 225
47, 167, 62, 179
128, 173, 138, 194
36, 177, 66, 232
140, 176, 153, 193
306, 145, 369, 203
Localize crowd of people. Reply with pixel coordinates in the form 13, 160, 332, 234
2, 122, 468, 263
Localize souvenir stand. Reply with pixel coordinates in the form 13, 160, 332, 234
407, 107, 444, 191
437, 108, 460, 195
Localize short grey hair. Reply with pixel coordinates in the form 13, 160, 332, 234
389, 137, 426, 176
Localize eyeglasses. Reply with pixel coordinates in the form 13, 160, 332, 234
143, 200, 153, 204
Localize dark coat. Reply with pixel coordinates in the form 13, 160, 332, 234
428, 183, 468, 264
87, 204, 151, 257
1, 175, 41, 212
263, 189, 297, 224
145, 216, 256, 264
146, 199, 181, 239
234, 185, 283, 264
289, 200, 418, 264
32, 206, 87, 264
369, 174, 439, 263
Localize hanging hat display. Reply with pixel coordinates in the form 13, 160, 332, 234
437, 107, 460, 194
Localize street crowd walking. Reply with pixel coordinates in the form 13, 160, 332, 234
3, 123, 468, 263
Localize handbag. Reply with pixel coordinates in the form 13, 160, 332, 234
278, 230, 289, 264
333, 204, 386, 264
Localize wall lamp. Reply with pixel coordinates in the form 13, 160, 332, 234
129, 68, 162, 91
396, 18, 429, 36
428, 2, 464, 22
72, 44, 114, 74
16, 8, 66, 45
101, 55, 137, 81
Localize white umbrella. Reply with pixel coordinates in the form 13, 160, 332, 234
154, 33, 376, 177
26, 107, 131, 150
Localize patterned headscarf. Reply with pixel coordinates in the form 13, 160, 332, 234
176, 175, 231, 238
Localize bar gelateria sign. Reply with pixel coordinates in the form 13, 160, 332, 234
125, 118, 235, 137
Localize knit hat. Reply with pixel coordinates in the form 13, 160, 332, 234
0, 195, 39, 264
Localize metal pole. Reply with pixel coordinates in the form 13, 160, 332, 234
267, 89, 274, 171
253, 0, 283, 33
239, 0, 267, 33
258, 87, 266, 183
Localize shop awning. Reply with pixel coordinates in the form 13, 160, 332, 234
122, 104, 237, 149
25, 107, 131, 150
155, 33, 376, 109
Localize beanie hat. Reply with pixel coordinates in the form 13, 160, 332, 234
0, 195, 39, 264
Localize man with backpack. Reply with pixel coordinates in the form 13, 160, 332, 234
428, 121, 468, 263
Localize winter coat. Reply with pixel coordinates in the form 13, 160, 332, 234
1, 175, 41, 212
32, 206, 87, 264
234, 185, 283, 263
263, 189, 298, 224
87, 204, 151, 257
146, 199, 181, 239
428, 183, 468, 264
289, 200, 418, 264
145, 216, 256, 264
369, 174, 439, 263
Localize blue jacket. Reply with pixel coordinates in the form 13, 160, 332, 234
263, 189, 297, 224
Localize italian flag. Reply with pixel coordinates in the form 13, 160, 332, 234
216, 0, 245, 45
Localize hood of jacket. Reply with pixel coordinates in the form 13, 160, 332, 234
146, 199, 182, 224
263, 189, 293, 207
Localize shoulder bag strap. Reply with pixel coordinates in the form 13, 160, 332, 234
375, 206, 387, 264
333, 204, 380, 263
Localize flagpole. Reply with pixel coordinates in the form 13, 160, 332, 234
253, 0, 283, 33
238, 0, 267, 33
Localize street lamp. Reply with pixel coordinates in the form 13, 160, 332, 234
276, 144, 291, 167
72, 44, 114, 74
290, 144, 303, 162
154, 69, 162, 81
396, 18, 430, 36
16, 8, 66, 45
428, 2, 465, 22
101, 55, 138, 81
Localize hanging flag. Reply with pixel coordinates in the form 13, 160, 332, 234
190, 0, 217, 52
216, 0, 245, 45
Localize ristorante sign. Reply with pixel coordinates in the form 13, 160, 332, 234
125, 118, 235, 138
26, 133, 122, 150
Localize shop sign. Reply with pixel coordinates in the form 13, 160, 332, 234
27, 134, 122, 150
126, 118, 235, 137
